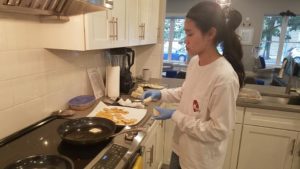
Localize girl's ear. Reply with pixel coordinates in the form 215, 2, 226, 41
206, 27, 217, 42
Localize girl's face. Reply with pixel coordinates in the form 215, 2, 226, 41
184, 18, 212, 57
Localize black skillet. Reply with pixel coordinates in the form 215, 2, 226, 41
57, 117, 116, 145
4, 154, 73, 169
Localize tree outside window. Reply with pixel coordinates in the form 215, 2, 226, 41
163, 18, 188, 65
259, 15, 300, 66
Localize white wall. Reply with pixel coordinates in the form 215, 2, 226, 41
166, 0, 300, 70
0, 13, 106, 139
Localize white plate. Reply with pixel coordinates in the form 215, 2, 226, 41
87, 102, 147, 126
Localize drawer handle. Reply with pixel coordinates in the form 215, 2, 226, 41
291, 139, 296, 155
147, 145, 154, 166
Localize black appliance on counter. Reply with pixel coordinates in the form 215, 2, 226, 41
0, 115, 147, 169
107, 47, 135, 94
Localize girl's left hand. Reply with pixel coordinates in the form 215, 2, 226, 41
153, 107, 175, 120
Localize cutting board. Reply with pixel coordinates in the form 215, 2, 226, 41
87, 101, 147, 126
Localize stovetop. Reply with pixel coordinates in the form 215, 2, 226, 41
0, 118, 114, 169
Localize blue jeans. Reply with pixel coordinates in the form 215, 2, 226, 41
169, 152, 181, 169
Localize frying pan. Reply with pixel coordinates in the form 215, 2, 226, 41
57, 117, 116, 145
57, 117, 144, 145
4, 154, 73, 169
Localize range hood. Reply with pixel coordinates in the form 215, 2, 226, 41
0, 0, 113, 16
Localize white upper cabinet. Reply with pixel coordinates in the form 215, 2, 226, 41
127, 0, 159, 46
42, 0, 160, 51
85, 0, 127, 50
146, 0, 160, 44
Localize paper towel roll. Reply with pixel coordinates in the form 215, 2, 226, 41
106, 66, 120, 98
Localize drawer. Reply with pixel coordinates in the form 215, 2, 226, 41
244, 108, 300, 131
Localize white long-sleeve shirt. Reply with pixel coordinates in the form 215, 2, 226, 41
161, 56, 239, 169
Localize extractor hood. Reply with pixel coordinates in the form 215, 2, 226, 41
0, 0, 113, 16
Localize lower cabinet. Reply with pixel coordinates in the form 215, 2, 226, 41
155, 105, 300, 169
141, 120, 164, 169
237, 108, 300, 169
223, 124, 242, 169
237, 125, 297, 169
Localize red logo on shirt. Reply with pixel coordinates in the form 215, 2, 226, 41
193, 100, 200, 112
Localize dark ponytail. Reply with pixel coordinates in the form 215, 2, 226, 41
186, 1, 245, 88
222, 9, 245, 88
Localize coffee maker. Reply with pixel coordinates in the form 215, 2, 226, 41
107, 47, 135, 94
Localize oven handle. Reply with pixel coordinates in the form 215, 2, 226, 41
124, 147, 142, 169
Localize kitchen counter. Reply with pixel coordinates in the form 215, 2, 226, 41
150, 78, 300, 113
244, 84, 288, 97
238, 84, 300, 113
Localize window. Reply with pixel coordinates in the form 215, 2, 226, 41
259, 15, 300, 66
163, 18, 188, 65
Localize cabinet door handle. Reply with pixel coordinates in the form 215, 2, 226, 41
139, 24, 143, 39
291, 139, 296, 155
115, 17, 118, 40
147, 145, 154, 166
143, 23, 146, 40
109, 17, 115, 40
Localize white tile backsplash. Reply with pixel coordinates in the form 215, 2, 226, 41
0, 15, 106, 139
0, 98, 46, 139
0, 50, 19, 80
0, 80, 14, 110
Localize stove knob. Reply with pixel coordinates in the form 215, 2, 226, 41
124, 131, 138, 141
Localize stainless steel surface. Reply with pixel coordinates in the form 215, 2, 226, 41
7, 0, 15, 5
19, 0, 32, 7
48, 0, 59, 10
40, 0, 51, 10
55, 0, 66, 12
0, 0, 113, 16
109, 127, 146, 138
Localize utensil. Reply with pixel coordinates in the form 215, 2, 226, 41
52, 109, 75, 117
4, 155, 74, 169
57, 117, 145, 145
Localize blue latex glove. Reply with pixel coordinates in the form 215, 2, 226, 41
141, 90, 161, 101
153, 106, 175, 120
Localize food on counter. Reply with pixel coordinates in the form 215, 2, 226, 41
96, 108, 137, 125
118, 98, 145, 108
238, 88, 262, 103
